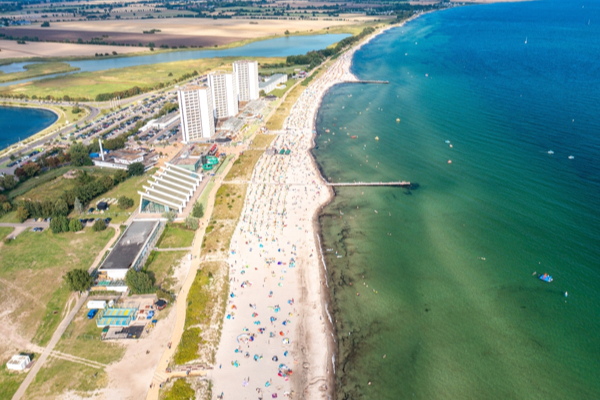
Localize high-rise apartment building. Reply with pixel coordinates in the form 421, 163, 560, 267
177, 85, 215, 142
233, 60, 259, 102
208, 72, 238, 119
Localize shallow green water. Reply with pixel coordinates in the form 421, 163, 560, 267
313, 2, 600, 399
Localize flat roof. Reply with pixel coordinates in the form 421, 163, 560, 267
259, 73, 287, 89
99, 220, 159, 271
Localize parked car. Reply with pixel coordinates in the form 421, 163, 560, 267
32, 227, 43, 232
87, 309, 98, 319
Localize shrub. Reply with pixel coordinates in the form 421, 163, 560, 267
50, 215, 69, 233
69, 218, 83, 232
126, 269, 154, 294
163, 379, 194, 400
93, 219, 106, 232
63, 268, 92, 292
162, 210, 177, 223
173, 327, 201, 365
118, 196, 134, 210
184, 216, 198, 230
192, 202, 203, 218
127, 162, 144, 176
16, 206, 29, 222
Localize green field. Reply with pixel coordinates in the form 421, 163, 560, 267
0, 363, 28, 400
156, 223, 195, 249
24, 357, 107, 400
226, 150, 264, 181
266, 83, 306, 130
144, 250, 187, 290
55, 308, 125, 365
268, 78, 295, 98
0, 227, 14, 239
0, 62, 78, 84
0, 228, 116, 345
1, 56, 285, 101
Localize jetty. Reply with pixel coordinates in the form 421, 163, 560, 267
327, 181, 410, 187
347, 80, 389, 84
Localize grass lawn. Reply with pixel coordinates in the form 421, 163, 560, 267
1, 56, 285, 101
213, 184, 247, 221
55, 308, 125, 365
0, 228, 116, 346
0, 62, 78, 84
144, 250, 187, 291
8, 166, 113, 201
0, 364, 28, 400
268, 78, 295, 98
23, 357, 107, 400
157, 223, 195, 249
0, 226, 14, 239
266, 83, 306, 130
69, 168, 155, 224
249, 134, 276, 149
226, 150, 264, 181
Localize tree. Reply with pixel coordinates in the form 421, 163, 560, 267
41, 21, 50, 27
101, 175, 114, 191
53, 199, 69, 216
118, 196, 134, 210
93, 219, 107, 232
72, 105, 81, 113
184, 216, 198, 230
69, 143, 92, 166
285, 30, 290, 35
63, 268, 92, 292
192, 202, 203, 218
74, 198, 83, 214
16, 206, 29, 222
113, 169, 128, 184
127, 162, 144, 176
126, 269, 154, 294
69, 218, 83, 232
0, 174, 17, 190
23, 162, 41, 178
50, 215, 68, 233
162, 210, 176, 223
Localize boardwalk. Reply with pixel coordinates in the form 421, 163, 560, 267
347, 80, 389, 84
327, 181, 410, 187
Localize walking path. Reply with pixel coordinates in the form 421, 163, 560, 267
11, 294, 88, 400
145, 160, 237, 400
154, 247, 193, 252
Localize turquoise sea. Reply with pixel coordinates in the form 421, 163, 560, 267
0, 106, 57, 149
313, 1, 600, 399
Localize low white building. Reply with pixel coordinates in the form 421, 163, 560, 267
7, 355, 31, 371
259, 74, 288, 94
140, 112, 180, 132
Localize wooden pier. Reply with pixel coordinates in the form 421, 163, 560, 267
348, 80, 389, 84
327, 181, 410, 187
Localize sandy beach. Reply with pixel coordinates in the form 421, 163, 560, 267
207, 21, 397, 399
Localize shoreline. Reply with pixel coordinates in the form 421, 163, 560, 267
306, 11, 429, 397
208, 13, 426, 400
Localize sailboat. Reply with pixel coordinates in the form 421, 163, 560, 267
525, 37, 528, 44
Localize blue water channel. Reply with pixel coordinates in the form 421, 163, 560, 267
0, 34, 349, 87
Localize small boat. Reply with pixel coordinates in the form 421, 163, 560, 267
351, 135, 357, 139
374, 210, 378, 214
525, 37, 528, 44
548, 150, 554, 155
568, 155, 575, 160
445, 140, 450, 144
325, 129, 330, 133
539, 273, 553, 283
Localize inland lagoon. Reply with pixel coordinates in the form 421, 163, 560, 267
314, 1, 600, 399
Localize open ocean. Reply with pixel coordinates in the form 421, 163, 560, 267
313, 1, 600, 399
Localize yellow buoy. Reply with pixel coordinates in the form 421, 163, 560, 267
396, 118, 400, 123
375, 136, 379, 141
